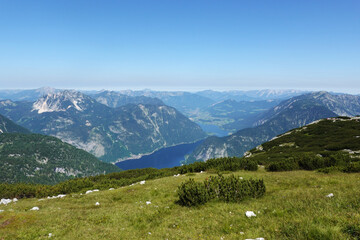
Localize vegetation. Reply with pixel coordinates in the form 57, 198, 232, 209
247, 117, 360, 172
0, 170, 359, 239
178, 175, 265, 206
0, 133, 120, 185
0, 156, 257, 199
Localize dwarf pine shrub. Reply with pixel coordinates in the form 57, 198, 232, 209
178, 175, 265, 206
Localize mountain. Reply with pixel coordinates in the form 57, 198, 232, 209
0, 90, 206, 162
187, 92, 360, 162
0, 114, 30, 134
111, 90, 215, 115
0, 133, 119, 184
245, 116, 360, 169
254, 91, 360, 126
92, 91, 164, 108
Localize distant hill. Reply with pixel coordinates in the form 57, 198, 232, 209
0, 90, 206, 162
0, 133, 120, 184
0, 114, 30, 134
187, 92, 360, 162
246, 117, 360, 170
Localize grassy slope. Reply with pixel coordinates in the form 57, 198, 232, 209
1, 169, 359, 239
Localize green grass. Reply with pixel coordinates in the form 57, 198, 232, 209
1, 169, 359, 239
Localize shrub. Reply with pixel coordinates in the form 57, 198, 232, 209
177, 178, 209, 206
267, 158, 299, 171
178, 175, 265, 206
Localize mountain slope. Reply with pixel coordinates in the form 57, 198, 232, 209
0, 114, 30, 134
0, 91, 206, 162
246, 116, 360, 169
92, 91, 164, 108
188, 103, 337, 162
0, 133, 119, 184
187, 92, 359, 162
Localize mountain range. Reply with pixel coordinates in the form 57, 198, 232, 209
0, 90, 206, 162
187, 92, 360, 162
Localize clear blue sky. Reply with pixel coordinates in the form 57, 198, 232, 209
0, 0, 359, 92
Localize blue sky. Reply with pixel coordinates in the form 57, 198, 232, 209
0, 0, 359, 93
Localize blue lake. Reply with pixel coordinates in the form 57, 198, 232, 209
115, 140, 204, 170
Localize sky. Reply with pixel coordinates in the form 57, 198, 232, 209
0, 0, 359, 93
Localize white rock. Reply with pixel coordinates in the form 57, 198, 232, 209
140, 180, 146, 185
57, 194, 66, 198
173, 174, 180, 177
0, 198, 12, 205
85, 190, 93, 194
95, 202, 100, 206
239, 177, 243, 180
93, 189, 99, 192
109, 188, 115, 190
245, 211, 256, 218
326, 193, 334, 198
48, 233, 53, 238
146, 201, 151, 205
12, 198, 18, 202
30, 207, 39, 211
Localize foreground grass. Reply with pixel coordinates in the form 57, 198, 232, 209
0, 169, 359, 239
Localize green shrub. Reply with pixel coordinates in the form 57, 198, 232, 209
343, 162, 360, 173
178, 175, 265, 206
267, 158, 299, 171
177, 178, 209, 206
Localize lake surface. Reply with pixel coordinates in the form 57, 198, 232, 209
115, 140, 204, 170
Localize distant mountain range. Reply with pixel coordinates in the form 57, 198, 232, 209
187, 92, 360, 162
0, 90, 206, 162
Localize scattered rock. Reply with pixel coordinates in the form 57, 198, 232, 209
95, 202, 100, 206
109, 188, 115, 190
146, 201, 151, 205
326, 193, 334, 198
245, 211, 256, 218
140, 180, 146, 185
30, 207, 39, 211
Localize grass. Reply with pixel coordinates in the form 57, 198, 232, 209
0, 169, 359, 239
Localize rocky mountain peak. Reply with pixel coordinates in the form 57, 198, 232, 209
32, 90, 94, 114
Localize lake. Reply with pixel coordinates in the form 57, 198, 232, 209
115, 140, 204, 170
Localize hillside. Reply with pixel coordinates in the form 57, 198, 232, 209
0, 90, 206, 162
0, 114, 30, 134
0, 170, 359, 239
246, 117, 360, 170
92, 91, 164, 108
188, 92, 360, 162
0, 133, 119, 184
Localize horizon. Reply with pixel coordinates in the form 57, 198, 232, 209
0, 86, 359, 95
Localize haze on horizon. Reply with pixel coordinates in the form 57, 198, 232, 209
0, 0, 359, 93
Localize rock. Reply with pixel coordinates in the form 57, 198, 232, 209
326, 193, 334, 198
146, 201, 151, 205
30, 207, 39, 211
245, 211, 256, 218
140, 180, 146, 185
95, 202, 100, 206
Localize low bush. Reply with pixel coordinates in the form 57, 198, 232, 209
177, 174, 265, 206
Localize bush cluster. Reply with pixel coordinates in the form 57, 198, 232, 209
266, 152, 360, 172
177, 174, 265, 206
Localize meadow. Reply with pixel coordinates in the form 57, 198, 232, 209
1, 168, 359, 239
